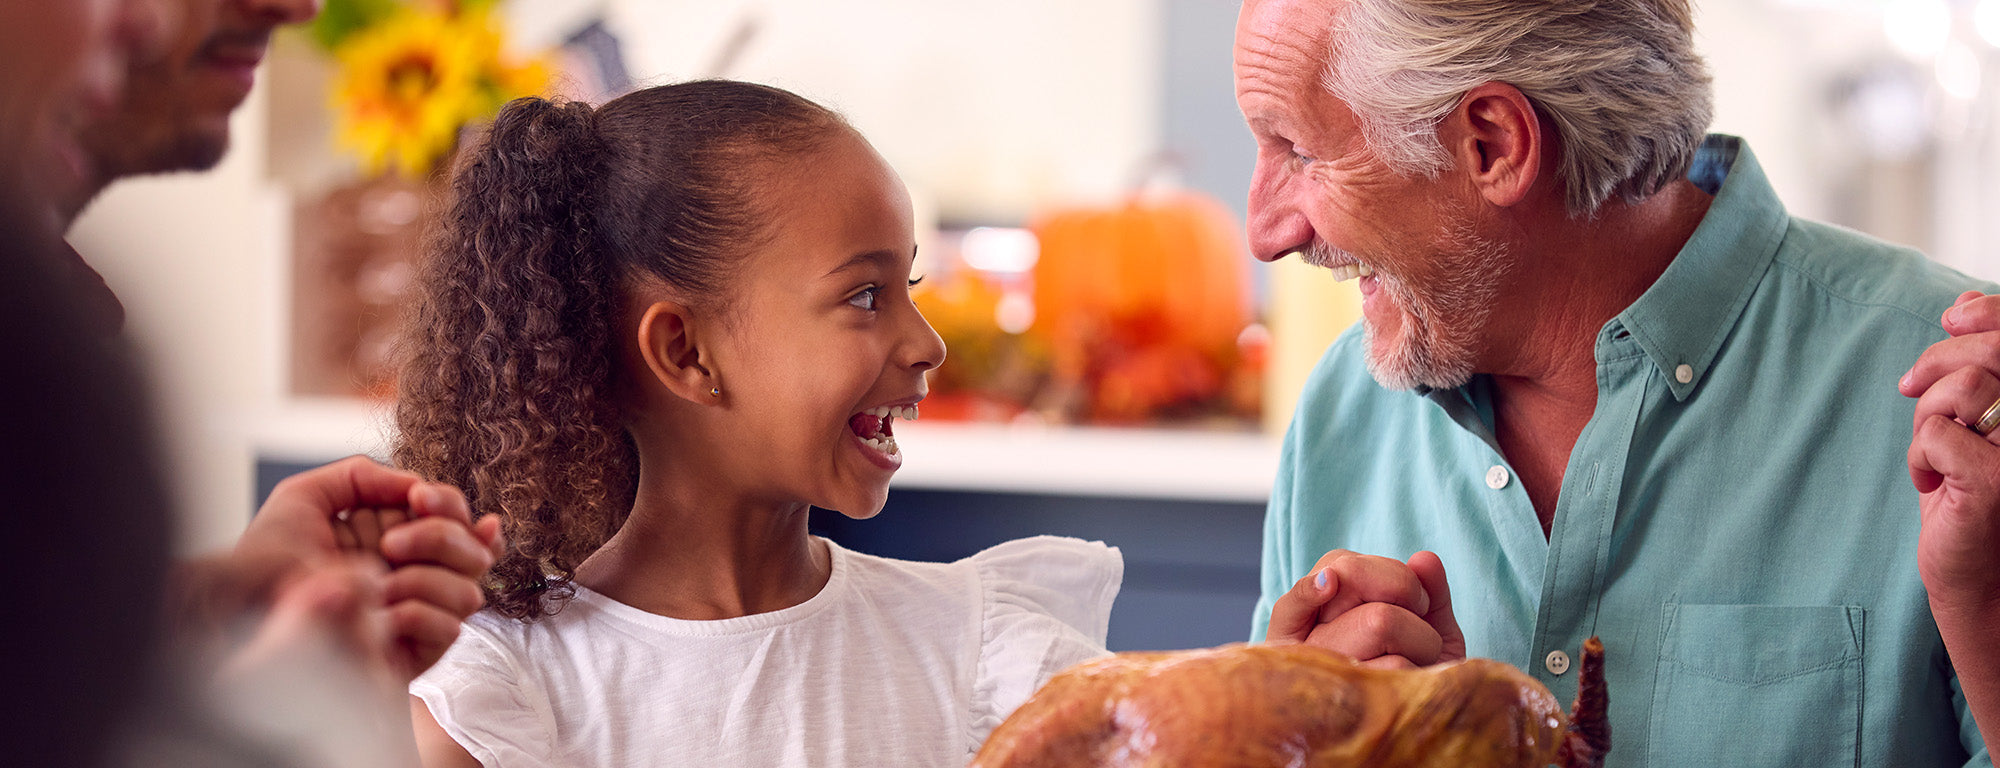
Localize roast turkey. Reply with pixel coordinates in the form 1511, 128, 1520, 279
972, 638, 1608, 768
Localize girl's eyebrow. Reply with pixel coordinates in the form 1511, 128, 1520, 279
823, 246, 918, 278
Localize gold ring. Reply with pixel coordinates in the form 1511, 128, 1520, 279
1974, 397, 2000, 436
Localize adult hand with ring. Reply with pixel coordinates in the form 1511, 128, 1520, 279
1903, 291, 2000, 587
1900, 289, 2000, 748
1974, 397, 2000, 437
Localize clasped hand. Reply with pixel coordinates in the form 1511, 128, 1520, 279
1264, 549, 1465, 669
210, 456, 503, 687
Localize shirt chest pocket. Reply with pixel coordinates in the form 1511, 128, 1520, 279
1648, 604, 1864, 767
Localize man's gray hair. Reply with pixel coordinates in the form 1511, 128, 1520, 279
1323, 0, 1713, 215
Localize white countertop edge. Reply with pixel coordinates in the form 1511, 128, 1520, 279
245, 402, 1280, 504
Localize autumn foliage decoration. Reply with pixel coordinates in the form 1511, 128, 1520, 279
1028, 191, 1260, 424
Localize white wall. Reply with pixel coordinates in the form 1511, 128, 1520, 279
68, 86, 283, 554
67, 0, 2000, 553
599, 0, 1161, 223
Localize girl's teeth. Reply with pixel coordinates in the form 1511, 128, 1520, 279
864, 405, 920, 421
862, 434, 900, 455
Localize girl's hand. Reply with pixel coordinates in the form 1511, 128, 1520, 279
333, 507, 408, 558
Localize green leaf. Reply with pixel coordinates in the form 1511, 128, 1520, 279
307, 0, 402, 51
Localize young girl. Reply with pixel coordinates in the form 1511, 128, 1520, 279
397, 81, 1122, 767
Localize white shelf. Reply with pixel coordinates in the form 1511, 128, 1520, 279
245, 398, 396, 464
890, 422, 1278, 503
247, 402, 1280, 504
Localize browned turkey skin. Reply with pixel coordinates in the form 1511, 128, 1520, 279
973, 637, 1608, 768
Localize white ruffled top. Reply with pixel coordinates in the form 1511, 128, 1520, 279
412, 535, 1122, 768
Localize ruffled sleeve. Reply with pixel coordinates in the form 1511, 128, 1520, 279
408, 615, 561, 768
965, 535, 1124, 749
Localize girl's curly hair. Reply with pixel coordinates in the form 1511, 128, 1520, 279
393, 81, 846, 620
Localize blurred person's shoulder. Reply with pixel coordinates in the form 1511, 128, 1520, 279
0, 200, 176, 766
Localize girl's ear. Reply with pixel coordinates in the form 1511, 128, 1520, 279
636, 301, 720, 404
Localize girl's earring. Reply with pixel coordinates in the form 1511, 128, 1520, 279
710, 386, 722, 397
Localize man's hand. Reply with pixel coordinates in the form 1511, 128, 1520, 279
1900, 290, 2000, 611
1900, 290, 2000, 753
195, 456, 502, 683
1264, 549, 1465, 669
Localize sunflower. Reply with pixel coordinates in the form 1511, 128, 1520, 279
330, 5, 550, 178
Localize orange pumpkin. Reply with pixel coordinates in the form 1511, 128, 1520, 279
1028, 190, 1254, 423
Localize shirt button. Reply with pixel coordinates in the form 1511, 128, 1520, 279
1545, 649, 1571, 676
1485, 465, 1510, 490
1675, 364, 1694, 384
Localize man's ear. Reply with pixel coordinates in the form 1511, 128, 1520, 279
1445, 82, 1543, 208
636, 301, 720, 404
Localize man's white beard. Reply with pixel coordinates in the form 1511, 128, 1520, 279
1304, 216, 1510, 391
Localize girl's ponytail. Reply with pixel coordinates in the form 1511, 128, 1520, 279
396, 81, 850, 619
394, 97, 635, 619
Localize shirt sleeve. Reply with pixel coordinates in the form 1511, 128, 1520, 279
409, 621, 561, 768
964, 536, 1123, 748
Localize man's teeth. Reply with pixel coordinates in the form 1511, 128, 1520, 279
862, 405, 920, 421
860, 434, 900, 455
1326, 262, 1376, 282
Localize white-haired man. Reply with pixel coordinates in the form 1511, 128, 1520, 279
1239, 0, 1996, 763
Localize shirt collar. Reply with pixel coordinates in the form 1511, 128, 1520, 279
1613, 134, 1788, 401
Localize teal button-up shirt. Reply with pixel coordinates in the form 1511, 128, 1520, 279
1254, 136, 1992, 766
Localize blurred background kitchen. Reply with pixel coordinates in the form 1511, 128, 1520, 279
69, 0, 2000, 650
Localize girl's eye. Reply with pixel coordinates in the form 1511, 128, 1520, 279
847, 287, 880, 311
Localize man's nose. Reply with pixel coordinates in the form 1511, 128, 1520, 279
1246, 160, 1314, 262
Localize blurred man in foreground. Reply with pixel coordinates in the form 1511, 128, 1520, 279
1, 0, 500, 764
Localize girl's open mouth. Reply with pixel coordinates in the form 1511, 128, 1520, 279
849, 405, 918, 466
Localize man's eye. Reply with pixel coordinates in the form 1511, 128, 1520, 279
847, 287, 880, 311
1290, 146, 1316, 165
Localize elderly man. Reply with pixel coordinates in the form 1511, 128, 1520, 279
1238, 0, 1996, 764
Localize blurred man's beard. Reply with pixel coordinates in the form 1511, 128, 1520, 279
63, 109, 229, 223
150, 125, 229, 175
1306, 215, 1509, 391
